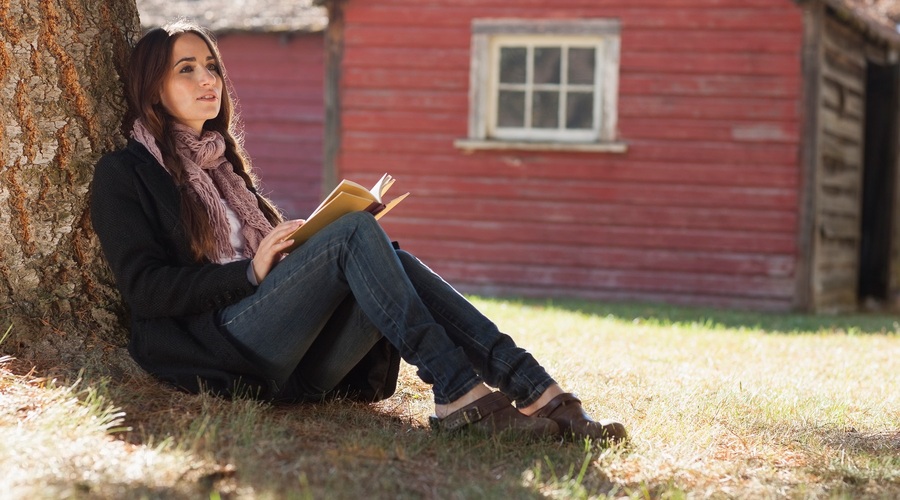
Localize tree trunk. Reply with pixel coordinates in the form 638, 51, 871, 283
0, 0, 139, 362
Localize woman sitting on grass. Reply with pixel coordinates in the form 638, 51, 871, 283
90, 20, 626, 444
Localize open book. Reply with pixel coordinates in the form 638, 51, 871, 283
284, 173, 409, 252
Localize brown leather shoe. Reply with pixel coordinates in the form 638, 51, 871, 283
429, 392, 560, 440
532, 393, 627, 445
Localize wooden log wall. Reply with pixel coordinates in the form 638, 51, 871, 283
811, 12, 867, 311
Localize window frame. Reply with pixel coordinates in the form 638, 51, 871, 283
456, 18, 626, 153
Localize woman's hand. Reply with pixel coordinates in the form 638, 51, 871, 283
251, 219, 304, 283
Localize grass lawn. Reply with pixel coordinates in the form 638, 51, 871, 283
1, 298, 898, 498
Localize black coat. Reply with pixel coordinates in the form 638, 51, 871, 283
90, 140, 399, 402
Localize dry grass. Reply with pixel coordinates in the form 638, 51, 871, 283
1, 298, 899, 499
0, 356, 207, 498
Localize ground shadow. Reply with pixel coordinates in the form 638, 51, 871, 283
812, 427, 900, 497
822, 428, 900, 455
43, 356, 619, 499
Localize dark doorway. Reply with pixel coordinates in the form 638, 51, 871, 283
858, 61, 900, 303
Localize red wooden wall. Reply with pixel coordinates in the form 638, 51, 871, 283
336, 0, 806, 310
218, 33, 325, 219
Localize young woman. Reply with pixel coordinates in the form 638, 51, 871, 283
91, 20, 627, 444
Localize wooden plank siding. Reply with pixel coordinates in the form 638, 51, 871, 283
335, 0, 806, 310
217, 33, 326, 219
809, 13, 868, 311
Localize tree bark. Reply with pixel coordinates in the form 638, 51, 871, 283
0, 0, 139, 361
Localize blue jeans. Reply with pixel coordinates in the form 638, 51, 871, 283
218, 212, 555, 405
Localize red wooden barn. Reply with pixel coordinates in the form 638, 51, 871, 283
139, 0, 900, 312
138, 0, 328, 218
310, 0, 900, 312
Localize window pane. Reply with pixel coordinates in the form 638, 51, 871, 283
534, 47, 561, 84
498, 90, 526, 127
566, 92, 594, 129
568, 48, 596, 85
499, 47, 527, 83
532, 91, 559, 129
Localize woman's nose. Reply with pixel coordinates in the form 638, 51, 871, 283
199, 68, 217, 86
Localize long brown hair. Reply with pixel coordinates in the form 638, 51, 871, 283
124, 20, 282, 261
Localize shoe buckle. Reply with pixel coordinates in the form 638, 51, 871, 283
461, 407, 482, 425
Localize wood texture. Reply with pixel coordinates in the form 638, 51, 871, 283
0, 0, 139, 345
217, 33, 326, 218
331, 0, 824, 310
810, 13, 867, 312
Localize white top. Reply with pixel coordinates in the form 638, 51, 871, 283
220, 197, 246, 263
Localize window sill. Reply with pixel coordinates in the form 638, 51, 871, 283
454, 138, 628, 153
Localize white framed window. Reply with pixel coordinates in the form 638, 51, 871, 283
456, 19, 626, 153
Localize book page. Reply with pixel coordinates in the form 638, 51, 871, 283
370, 173, 395, 199
310, 173, 394, 218
309, 179, 374, 218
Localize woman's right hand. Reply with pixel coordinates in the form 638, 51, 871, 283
251, 219, 305, 282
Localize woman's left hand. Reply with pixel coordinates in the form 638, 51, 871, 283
251, 219, 304, 282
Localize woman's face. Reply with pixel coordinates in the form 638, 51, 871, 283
159, 33, 223, 134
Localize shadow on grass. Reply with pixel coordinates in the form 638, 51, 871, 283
2, 333, 632, 498
281, 401, 635, 498
814, 428, 900, 497
106, 377, 627, 499
822, 428, 900, 455
491, 297, 900, 336
242, 401, 624, 499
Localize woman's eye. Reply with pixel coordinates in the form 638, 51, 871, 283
208, 64, 220, 73
179, 65, 193, 73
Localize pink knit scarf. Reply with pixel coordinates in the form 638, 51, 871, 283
132, 119, 274, 262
